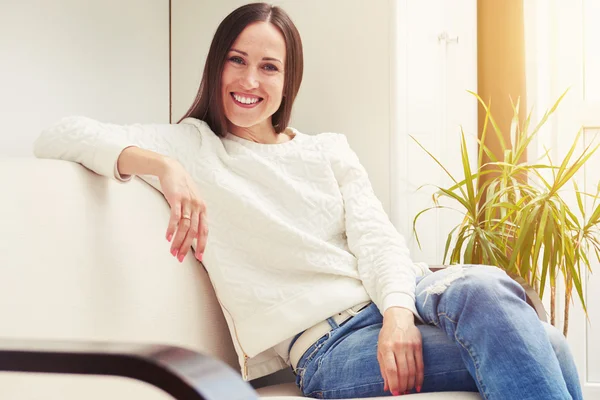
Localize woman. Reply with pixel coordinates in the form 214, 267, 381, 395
34, 3, 582, 399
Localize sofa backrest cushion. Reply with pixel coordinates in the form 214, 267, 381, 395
0, 158, 238, 370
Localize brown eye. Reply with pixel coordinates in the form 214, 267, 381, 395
229, 56, 244, 64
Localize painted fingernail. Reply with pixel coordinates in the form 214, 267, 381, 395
417, 386, 421, 393
178, 254, 184, 262
198, 253, 203, 262
167, 233, 172, 241
171, 248, 177, 256
392, 391, 399, 396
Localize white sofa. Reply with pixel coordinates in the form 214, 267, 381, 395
0, 158, 544, 399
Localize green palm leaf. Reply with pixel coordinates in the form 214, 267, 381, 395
413, 90, 599, 336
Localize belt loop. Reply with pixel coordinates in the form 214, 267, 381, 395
348, 300, 370, 316
289, 301, 372, 371
347, 308, 359, 316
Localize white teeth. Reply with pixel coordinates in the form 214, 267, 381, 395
233, 93, 260, 104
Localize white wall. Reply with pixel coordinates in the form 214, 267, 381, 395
0, 0, 170, 158
171, 0, 393, 212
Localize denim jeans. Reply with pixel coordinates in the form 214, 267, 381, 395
292, 265, 583, 399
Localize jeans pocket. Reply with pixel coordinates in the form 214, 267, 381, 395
305, 333, 330, 363
296, 332, 331, 369
296, 333, 331, 392
295, 367, 306, 391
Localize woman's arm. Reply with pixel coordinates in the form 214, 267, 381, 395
328, 133, 426, 320
33, 116, 203, 182
33, 116, 209, 261
329, 133, 427, 395
116, 146, 171, 180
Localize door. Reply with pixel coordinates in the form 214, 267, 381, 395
390, 0, 478, 266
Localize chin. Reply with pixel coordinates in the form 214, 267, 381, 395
226, 116, 260, 129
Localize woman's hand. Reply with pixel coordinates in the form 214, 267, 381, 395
378, 307, 424, 395
159, 158, 208, 263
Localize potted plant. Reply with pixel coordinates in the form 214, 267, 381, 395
412, 91, 600, 336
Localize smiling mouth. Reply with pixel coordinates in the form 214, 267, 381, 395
231, 92, 263, 106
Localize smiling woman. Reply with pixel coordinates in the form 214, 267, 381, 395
221, 22, 287, 143
32, 2, 583, 399
177, 3, 303, 144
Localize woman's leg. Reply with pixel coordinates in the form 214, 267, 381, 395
297, 303, 479, 398
541, 321, 583, 400
415, 264, 583, 400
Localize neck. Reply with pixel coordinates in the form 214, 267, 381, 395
227, 120, 288, 144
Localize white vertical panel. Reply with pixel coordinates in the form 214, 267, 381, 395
408, 0, 449, 265
0, 0, 170, 157
438, 0, 478, 265
391, 0, 477, 265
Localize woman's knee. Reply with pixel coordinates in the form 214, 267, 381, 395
449, 265, 526, 301
416, 265, 528, 317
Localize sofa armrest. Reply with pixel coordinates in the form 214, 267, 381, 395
0, 339, 259, 400
429, 266, 548, 323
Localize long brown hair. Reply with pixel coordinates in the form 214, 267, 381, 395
177, 3, 303, 137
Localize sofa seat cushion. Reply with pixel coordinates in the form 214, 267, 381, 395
255, 383, 482, 399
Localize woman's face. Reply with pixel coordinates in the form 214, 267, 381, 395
221, 22, 286, 133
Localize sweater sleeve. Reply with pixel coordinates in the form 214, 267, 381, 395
33, 116, 204, 182
329, 133, 428, 321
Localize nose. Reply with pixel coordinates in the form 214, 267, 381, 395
239, 68, 259, 90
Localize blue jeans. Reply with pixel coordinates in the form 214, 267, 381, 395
292, 265, 583, 399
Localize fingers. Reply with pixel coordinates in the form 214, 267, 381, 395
379, 341, 421, 395
377, 348, 388, 392
195, 210, 208, 260
400, 335, 424, 394
404, 345, 417, 393
167, 197, 209, 263
166, 199, 182, 243
162, 166, 208, 263
415, 340, 424, 393
395, 350, 409, 394
178, 208, 199, 261
381, 351, 399, 395
170, 201, 191, 261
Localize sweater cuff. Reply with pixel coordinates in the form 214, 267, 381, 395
381, 292, 424, 324
113, 159, 134, 182
93, 143, 137, 182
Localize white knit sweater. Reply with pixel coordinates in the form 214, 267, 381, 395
33, 116, 431, 380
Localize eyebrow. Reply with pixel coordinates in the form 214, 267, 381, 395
230, 48, 283, 65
